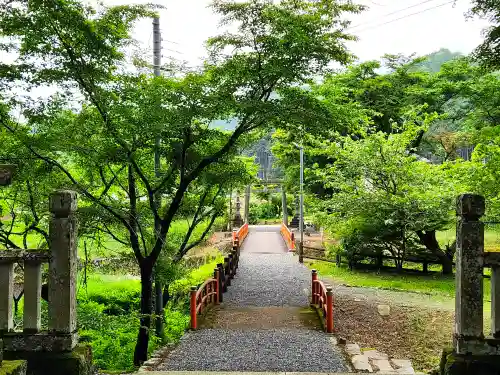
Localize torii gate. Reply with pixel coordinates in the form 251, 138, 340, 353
233, 179, 293, 226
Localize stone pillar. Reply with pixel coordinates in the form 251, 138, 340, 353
492, 266, 500, 337
0, 262, 14, 333
23, 260, 42, 333
454, 194, 485, 353
48, 190, 78, 335
281, 187, 288, 226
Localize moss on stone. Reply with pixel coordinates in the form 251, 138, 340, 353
0, 360, 27, 375
4, 344, 93, 375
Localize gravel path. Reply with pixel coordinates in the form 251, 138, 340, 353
160, 329, 346, 372
157, 226, 349, 373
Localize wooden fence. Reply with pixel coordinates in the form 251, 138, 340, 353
190, 223, 247, 329
300, 244, 451, 274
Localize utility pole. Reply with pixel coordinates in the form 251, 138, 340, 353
152, 16, 164, 339
299, 144, 304, 263
293, 142, 304, 263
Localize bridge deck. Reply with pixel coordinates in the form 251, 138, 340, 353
156, 226, 348, 373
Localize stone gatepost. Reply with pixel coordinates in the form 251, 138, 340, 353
454, 194, 485, 352
48, 190, 78, 338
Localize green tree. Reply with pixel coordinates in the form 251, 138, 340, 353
468, 0, 500, 69
320, 119, 460, 273
0, 0, 364, 365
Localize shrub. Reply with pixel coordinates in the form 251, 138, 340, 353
78, 300, 160, 372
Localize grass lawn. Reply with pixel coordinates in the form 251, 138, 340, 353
437, 225, 500, 252
307, 259, 492, 301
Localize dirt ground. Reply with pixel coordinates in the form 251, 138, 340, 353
325, 278, 453, 373
185, 231, 233, 258
299, 231, 339, 249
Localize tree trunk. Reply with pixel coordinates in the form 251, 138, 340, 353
134, 260, 153, 366
155, 276, 164, 339
416, 230, 453, 275
441, 256, 453, 275
162, 283, 170, 308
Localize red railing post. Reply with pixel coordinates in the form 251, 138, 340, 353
291, 231, 295, 251
217, 263, 224, 302
326, 286, 334, 333
214, 268, 220, 305
311, 269, 318, 304
190, 286, 198, 330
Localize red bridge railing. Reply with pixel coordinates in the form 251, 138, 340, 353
233, 223, 249, 248
190, 269, 219, 330
311, 269, 334, 333
280, 223, 295, 252
190, 223, 247, 329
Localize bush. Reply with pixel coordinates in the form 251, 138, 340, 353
249, 201, 280, 222
77, 274, 192, 373
78, 300, 161, 372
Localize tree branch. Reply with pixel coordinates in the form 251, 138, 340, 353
173, 208, 221, 263
128, 164, 144, 261
0, 119, 137, 240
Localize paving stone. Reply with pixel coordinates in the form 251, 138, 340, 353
396, 368, 416, 374
391, 359, 413, 369
346, 343, 362, 356
363, 350, 389, 360
391, 359, 415, 374
352, 354, 373, 373
371, 359, 395, 373
377, 304, 391, 316
330, 336, 338, 346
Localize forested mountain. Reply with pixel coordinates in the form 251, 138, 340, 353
415, 48, 463, 73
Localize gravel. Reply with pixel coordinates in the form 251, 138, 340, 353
224, 253, 311, 307
157, 226, 348, 373
159, 328, 349, 372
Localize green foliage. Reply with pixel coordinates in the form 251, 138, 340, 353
78, 301, 160, 372
79, 274, 141, 315
76, 261, 218, 372
320, 121, 459, 267
468, 0, 500, 69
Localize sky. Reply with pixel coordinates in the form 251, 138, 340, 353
93, 0, 492, 67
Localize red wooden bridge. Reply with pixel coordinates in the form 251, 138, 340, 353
189, 223, 334, 333
151, 224, 345, 373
